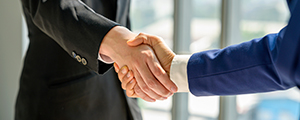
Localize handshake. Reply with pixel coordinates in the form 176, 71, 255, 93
100, 26, 179, 102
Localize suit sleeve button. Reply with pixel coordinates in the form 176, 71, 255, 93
82, 58, 87, 65
75, 55, 82, 62
72, 52, 76, 58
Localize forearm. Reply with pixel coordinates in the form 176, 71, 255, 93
21, 0, 119, 73
187, 33, 295, 96
24, 0, 118, 50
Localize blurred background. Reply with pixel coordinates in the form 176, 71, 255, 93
130, 0, 300, 120
0, 0, 299, 120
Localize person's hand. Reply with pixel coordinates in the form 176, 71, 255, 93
114, 33, 177, 100
127, 33, 176, 74
113, 63, 139, 98
114, 63, 164, 101
100, 26, 177, 102
114, 60, 172, 102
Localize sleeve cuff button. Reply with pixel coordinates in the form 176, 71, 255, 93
75, 55, 82, 62
82, 58, 87, 65
72, 52, 76, 58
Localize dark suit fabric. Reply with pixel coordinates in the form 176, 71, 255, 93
187, 0, 300, 96
16, 0, 142, 120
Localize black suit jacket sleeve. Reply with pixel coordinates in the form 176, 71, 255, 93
21, 0, 118, 74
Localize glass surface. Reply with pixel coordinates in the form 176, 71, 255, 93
240, 0, 290, 42
190, 0, 221, 53
131, 0, 174, 49
130, 0, 174, 120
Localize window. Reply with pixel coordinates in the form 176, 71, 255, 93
130, 0, 300, 120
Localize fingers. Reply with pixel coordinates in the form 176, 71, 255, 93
126, 88, 139, 98
116, 66, 136, 90
125, 79, 139, 98
117, 65, 168, 101
126, 77, 136, 90
144, 60, 174, 96
121, 71, 134, 90
127, 34, 146, 46
124, 77, 139, 98
116, 66, 139, 98
135, 61, 171, 97
116, 65, 136, 91
114, 63, 120, 73
134, 68, 166, 100
146, 58, 178, 94
127, 33, 152, 47
133, 85, 156, 102
128, 33, 177, 93
118, 66, 170, 102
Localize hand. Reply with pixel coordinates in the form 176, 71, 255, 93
113, 63, 138, 98
114, 61, 171, 102
100, 27, 176, 102
114, 33, 177, 100
127, 33, 176, 74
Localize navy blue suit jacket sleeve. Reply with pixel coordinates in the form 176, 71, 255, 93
187, 0, 300, 96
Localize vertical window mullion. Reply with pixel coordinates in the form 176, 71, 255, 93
172, 0, 192, 120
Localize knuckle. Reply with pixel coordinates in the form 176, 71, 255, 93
138, 33, 147, 39
141, 96, 148, 101
126, 90, 133, 97
161, 90, 170, 96
121, 84, 126, 90
147, 81, 156, 89
121, 79, 129, 87
141, 85, 150, 92
153, 68, 162, 77
141, 36, 148, 41
142, 51, 153, 59
145, 51, 152, 58
138, 32, 146, 36
135, 87, 142, 94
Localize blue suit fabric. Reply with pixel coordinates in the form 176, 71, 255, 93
187, 0, 300, 96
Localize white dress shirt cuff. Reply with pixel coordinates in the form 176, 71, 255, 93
170, 55, 191, 92
98, 54, 114, 64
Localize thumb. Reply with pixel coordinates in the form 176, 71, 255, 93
127, 33, 148, 47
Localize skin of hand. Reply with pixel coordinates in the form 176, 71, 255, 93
114, 33, 177, 100
128, 33, 176, 74
100, 26, 176, 102
114, 63, 139, 98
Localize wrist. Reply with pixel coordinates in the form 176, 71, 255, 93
166, 53, 175, 76
154, 41, 175, 75
100, 26, 136, 60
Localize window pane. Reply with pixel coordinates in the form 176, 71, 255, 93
131, 0, 174, 48
189, 0, 221, 120
130, 0, 174, 120
240, 0, 289, 42
190, 0, 221, 53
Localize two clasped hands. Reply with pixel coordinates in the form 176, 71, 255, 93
100, 26, 179, 102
